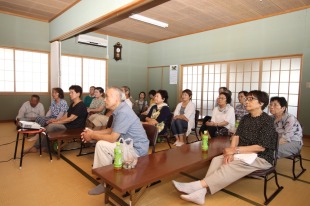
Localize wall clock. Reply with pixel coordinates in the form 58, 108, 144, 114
113, 42, 122, 61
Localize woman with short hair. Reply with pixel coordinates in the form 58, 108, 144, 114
87, 87, 109, 127
199, 92, 235, 137
269, 96, 303, 158
35, 87, 68, 127
171, 89, 195, 146
235, 91, 248, 121
143, 90, 171, 135
173, 90, 277, 205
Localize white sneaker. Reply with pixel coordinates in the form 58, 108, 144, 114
176, 142, 184, 147
27, 134, 39, 142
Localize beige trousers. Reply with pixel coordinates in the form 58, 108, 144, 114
204, 155, 272, 194
88, 114, 109, 127
93, 140, 117, 169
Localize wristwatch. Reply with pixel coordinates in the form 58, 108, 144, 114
236, 147, 240, 154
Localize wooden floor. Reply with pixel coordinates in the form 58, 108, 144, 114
0, 122, 309, 206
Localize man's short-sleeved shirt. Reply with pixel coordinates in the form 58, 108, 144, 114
112, 102, 149, 156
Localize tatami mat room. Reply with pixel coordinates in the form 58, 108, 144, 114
0, 122, 309, 206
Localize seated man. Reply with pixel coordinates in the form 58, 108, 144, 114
84, 86, 95, 108
16, 94, 45, 125
81, 87, 150, 195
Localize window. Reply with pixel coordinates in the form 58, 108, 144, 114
0, 47, 48, 92
181, 55, 302, 118
60, 55, 107, 92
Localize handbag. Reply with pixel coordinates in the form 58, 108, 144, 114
215, 127, 229, 137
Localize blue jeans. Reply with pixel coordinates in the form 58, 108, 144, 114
171, 119, 188, 136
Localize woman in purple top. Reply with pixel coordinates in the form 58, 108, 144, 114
35, 88, 68, 127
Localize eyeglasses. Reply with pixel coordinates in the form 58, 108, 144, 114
245, 96, 258, 102
217, 97, 226, 100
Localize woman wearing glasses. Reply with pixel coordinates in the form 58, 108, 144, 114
199, 92, 235, 137
269, 97, 303, 158
172, 90, 277, 205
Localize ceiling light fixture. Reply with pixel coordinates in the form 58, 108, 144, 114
129, 14, 168, 28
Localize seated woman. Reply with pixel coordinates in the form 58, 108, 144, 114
35, 88, 68, 126
172, 90, 277, 205
28, 88, 69, 141
199, 92, 235, 137
269, 96, 303, 158
27, 85, 88, 153
87, 87, 109, 127
235, 91, 248, 121
140, 90, 156, 121
143, 90, 171, 136
134, 91, 148, 115
171, 89, 195, 147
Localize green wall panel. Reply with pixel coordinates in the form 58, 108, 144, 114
148, 9, 310, 134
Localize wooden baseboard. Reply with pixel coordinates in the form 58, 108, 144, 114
0, 119, 15, 123
304, 134, 310, 139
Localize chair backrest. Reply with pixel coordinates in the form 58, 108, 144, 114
142, 124, 158, 153
194, 110, 199, 129
106, 115, 114, 129
166, 112, 174, 130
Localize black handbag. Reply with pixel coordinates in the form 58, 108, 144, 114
215, 127, 229, 137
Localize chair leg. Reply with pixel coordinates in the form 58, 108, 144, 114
263, 172, 283, 205
185, 135, 189, 144
195, 130, 199, 141
45, 134, 53, 162
166, 136, 171, 149
292, 154, 306, 180
78, 142, 84, 156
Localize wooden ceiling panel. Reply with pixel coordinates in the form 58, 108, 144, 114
97, 0, 310, 43
0, 0, 79, 21
1, 0, 309, 42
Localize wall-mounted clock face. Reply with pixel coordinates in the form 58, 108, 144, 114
114, 42, 122, 61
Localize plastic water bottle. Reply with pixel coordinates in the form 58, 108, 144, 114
202, 131, 208, 152
235, 120, 240, 129
114, 142, 122, 170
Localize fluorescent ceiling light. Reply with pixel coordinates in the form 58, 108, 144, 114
129, 14, 168, 28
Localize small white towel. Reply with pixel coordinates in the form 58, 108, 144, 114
234, 153, 258, 164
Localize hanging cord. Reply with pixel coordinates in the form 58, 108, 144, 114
0, 138, 22, 163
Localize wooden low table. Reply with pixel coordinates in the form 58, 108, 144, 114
93, 136, 230, 206
46, 126, 105, 159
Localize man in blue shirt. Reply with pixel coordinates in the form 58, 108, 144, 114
81, 86, 149, 195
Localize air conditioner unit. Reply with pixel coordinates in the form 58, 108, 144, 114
76, 34, 108, 47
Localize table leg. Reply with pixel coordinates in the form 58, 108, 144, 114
130, 186, 148, 206
57, 139, 61, 159
39, 133, 42, 157
19, 134, 26, 169
14, 132, 20, 159
45, 133, 52, 162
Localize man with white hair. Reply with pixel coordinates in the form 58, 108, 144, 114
81, 86, 149, 195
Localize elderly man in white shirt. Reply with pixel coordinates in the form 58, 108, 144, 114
16, 94, 45, 124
